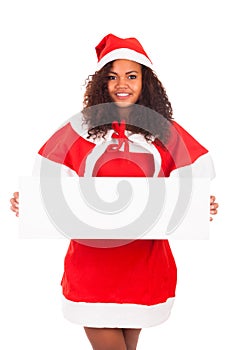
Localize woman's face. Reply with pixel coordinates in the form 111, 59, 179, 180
107, 59, 142, 107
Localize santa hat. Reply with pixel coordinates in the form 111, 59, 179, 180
95, 34, 153, 70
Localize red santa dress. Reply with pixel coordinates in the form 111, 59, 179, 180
35, 114, 215, 328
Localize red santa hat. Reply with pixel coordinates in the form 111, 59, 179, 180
95, 34, 153, 70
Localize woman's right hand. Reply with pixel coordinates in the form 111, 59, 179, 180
10, 192, 19, 217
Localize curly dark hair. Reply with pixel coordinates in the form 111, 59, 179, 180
82, 62, 173, 144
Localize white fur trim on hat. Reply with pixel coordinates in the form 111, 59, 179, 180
96, 48, 153, 70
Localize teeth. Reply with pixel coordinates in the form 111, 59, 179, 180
116, 93, 129, 97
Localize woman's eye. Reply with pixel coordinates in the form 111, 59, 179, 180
128, 75, 137, 80
107, 75, 116, 80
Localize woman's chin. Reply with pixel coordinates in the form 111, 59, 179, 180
114, 101, 134, 108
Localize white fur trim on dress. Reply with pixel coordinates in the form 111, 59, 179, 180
61, 296, 175, 328
32, 154, 78, 177
169, 152, 216, 179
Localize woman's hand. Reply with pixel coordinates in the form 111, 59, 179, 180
10, 192, 19, 217
210, 195, 218, 221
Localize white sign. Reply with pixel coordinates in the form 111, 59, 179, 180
19, 177, 210, 240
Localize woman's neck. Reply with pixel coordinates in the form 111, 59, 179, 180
114, 103, 134, 122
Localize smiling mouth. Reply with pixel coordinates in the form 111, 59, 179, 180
116, 93, 130, 97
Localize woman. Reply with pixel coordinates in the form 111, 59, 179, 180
10, 34, 218, 350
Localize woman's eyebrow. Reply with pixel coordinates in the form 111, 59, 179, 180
126, 70, 138, 75
108, 70, 139, 75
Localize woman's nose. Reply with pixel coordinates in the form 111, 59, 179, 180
116, 76, 128, 87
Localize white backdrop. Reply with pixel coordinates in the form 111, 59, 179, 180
0, 0, 231, 349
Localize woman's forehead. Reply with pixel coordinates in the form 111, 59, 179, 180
110, 59, 142, 71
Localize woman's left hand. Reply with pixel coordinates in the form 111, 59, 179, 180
210, 195, 218, 221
